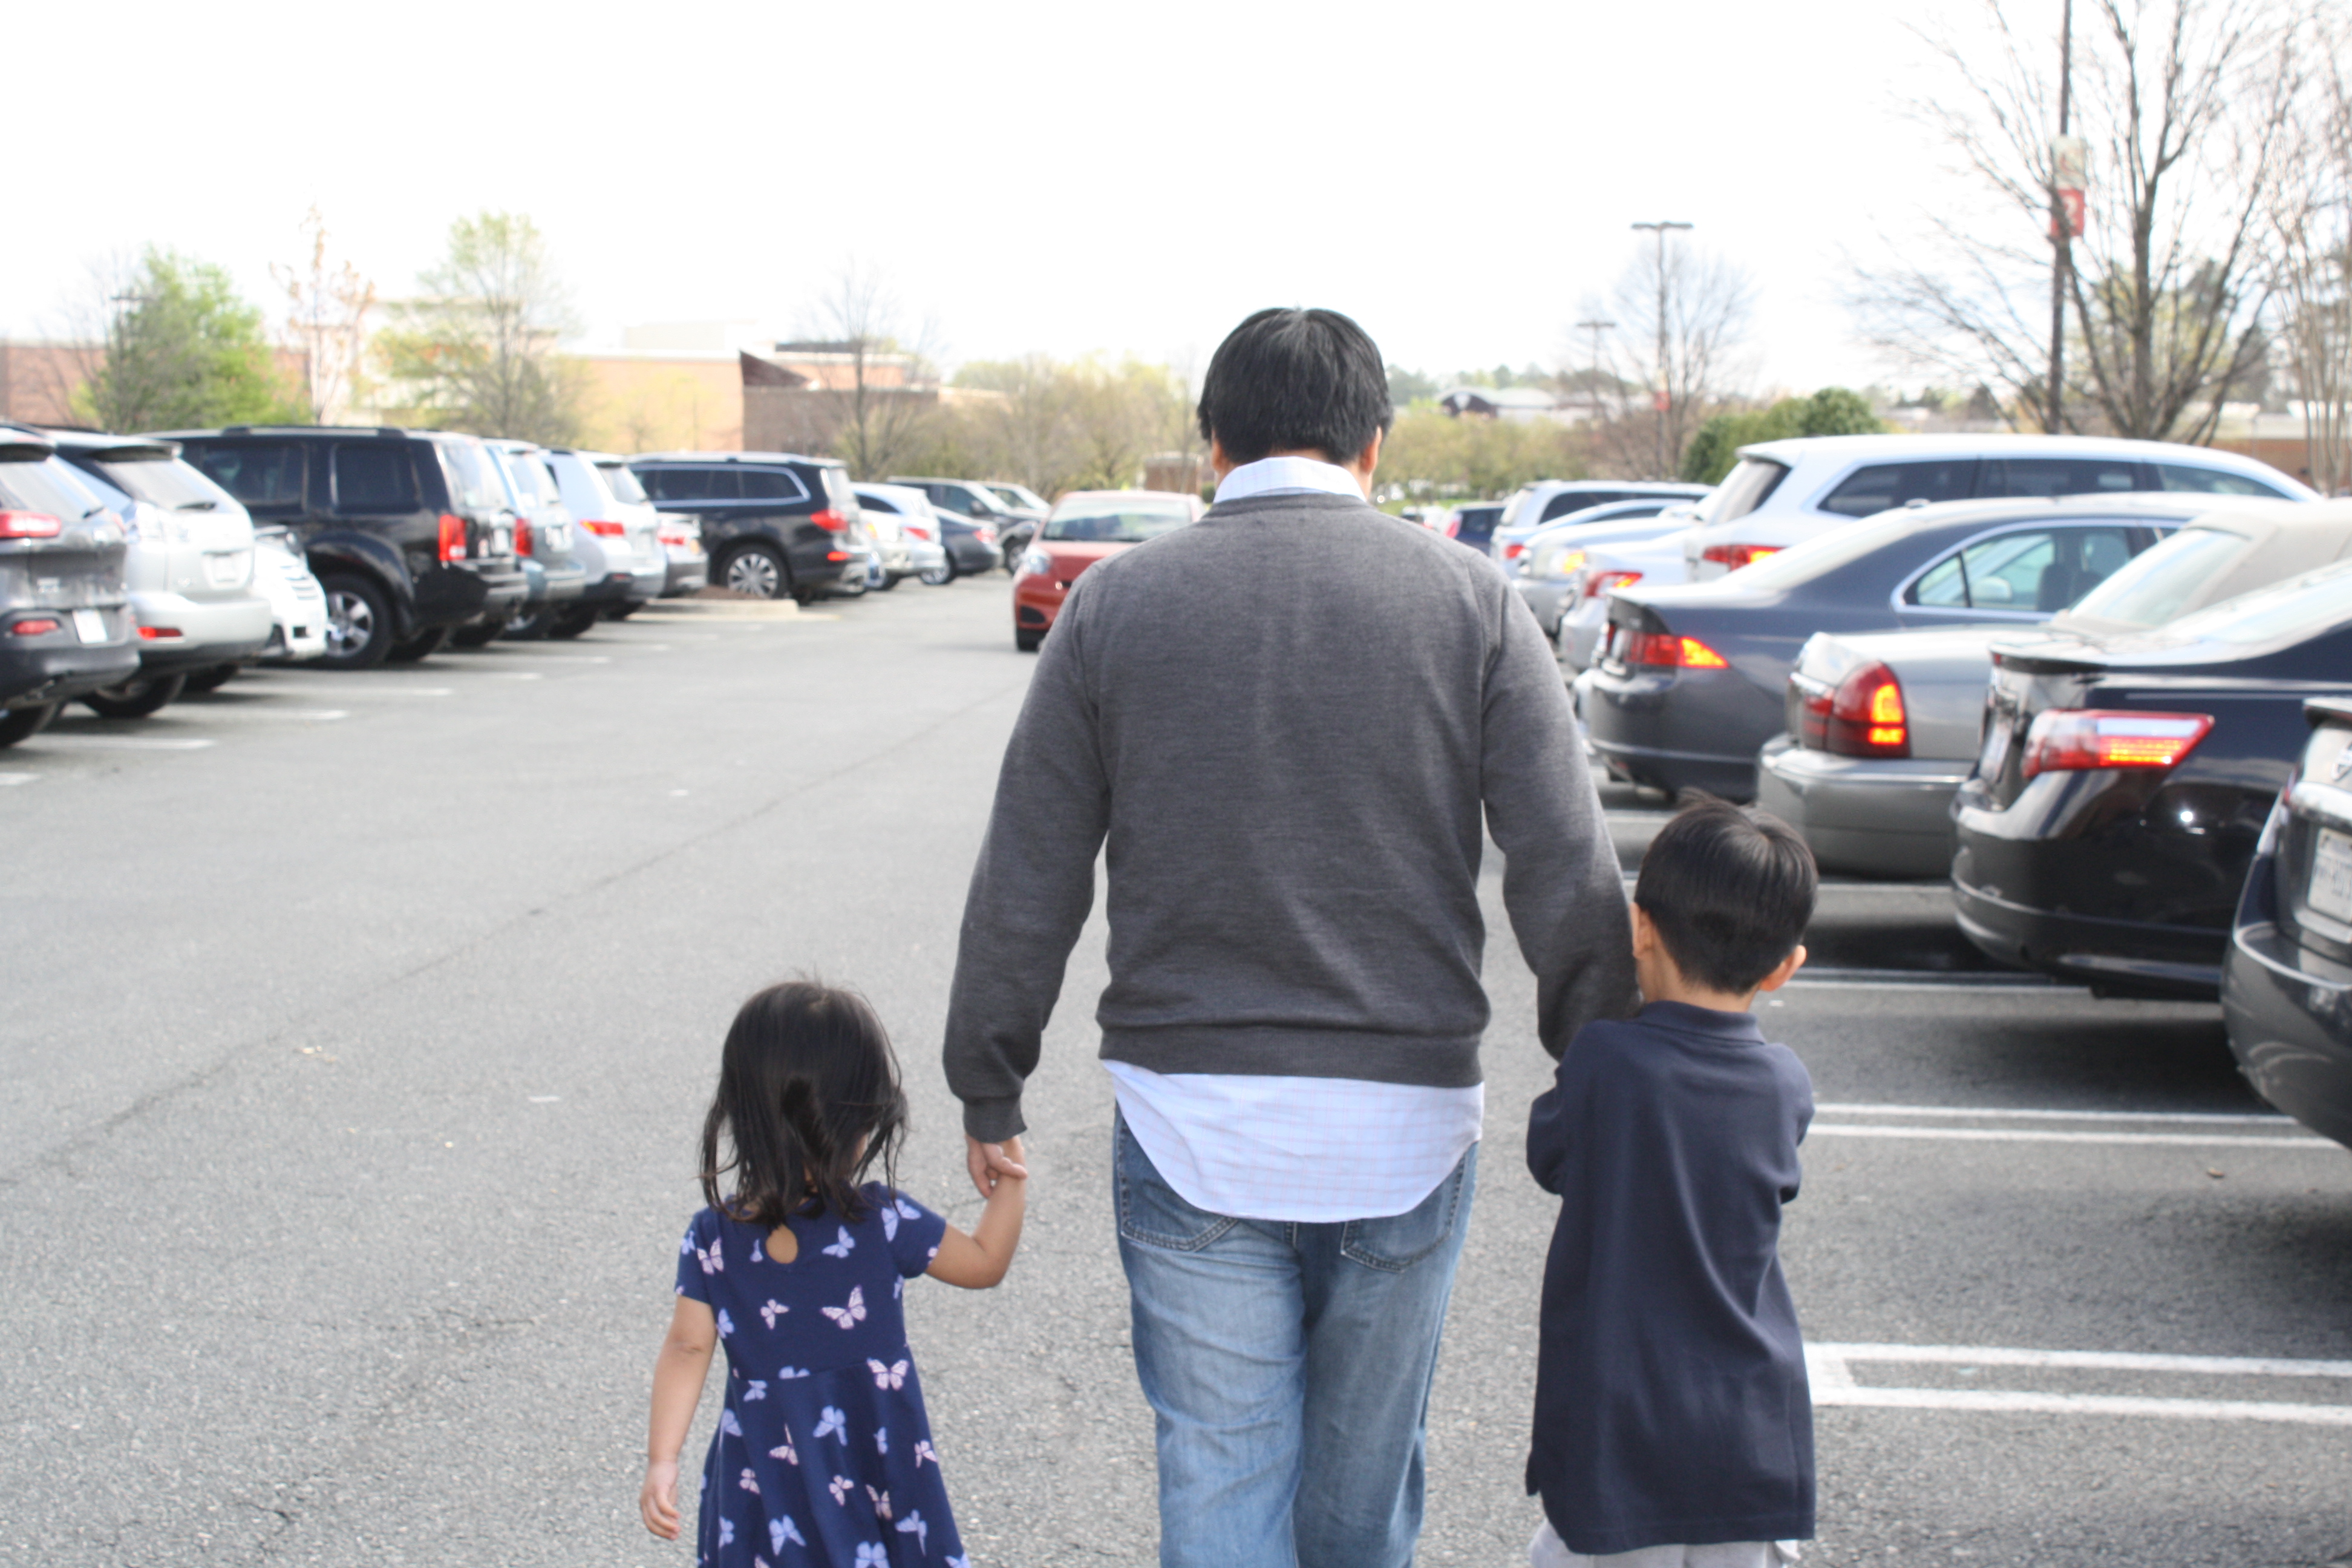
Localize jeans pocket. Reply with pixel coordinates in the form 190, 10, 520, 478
1338, 1145, 1475, 1272
1114, 1115, 1236, 1252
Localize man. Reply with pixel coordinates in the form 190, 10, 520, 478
942, 307, 1635, 1568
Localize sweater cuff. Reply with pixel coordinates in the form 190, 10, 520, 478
961, 1095, 1028, 1144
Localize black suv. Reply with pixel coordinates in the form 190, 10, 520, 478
629, 452, 860, 603
158, 426, 529, 669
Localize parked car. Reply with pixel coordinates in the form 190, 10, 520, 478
1490, 480, 1711, 569
536, 449, 663, 634
453, 440, 589, 647
657, 514, 708, 597
1759, 500, 2350, 876
1679, 433, 2311, 582
936, 511, 1002, 579
1952, 558, 2352, 998
1555, 513, 1705, 673
858, 498, 918, 589
1514, 500, 1704, 636
1013, 489, 1204, 651
855, 485, 952, 585
47, 429, 274, 711
892, 477, 1034, 566
1579, 495, 2190, 799
0, 430, 137, 745
633, 452, 862, 604
165, 425, 528, 669
984, 482, 1050, 517
2222, 696, 2352, 1149
247, 527, 329, 670
1443, 501, 1509, 553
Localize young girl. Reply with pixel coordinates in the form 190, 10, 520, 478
641, 981, 1027, 1566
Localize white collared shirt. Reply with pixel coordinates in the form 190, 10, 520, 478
1105, 449, 1483, 1224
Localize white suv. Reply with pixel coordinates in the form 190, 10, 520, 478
1681, 433, 2311, 580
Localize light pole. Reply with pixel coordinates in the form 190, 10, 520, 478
1631, 220, 1693, 477
2047, 0, 2077, 436
1575, 317, 1615, 426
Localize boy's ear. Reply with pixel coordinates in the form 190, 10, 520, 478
1629, 901, 1655, 958
1754, 943, 1808, 995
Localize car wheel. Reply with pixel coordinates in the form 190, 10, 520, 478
919, 562, 954, 586
386, 626, 451, 663
83, 671, 188, 719
609, 603, 642, 621
503, 609, 554, 641
319, 573, 394, 670
874, 572, 901, 592
447, 618, 506, 648
1015, 629, 1042, 653
720, 544, 791, 601
548, 607, 599, 640
0, 702, 58, 747
181, 662, 240, 693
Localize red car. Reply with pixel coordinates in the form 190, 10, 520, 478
1011, 489, 1204, 650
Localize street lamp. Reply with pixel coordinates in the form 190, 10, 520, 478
1575, 317, 1615, 426
1631, 220, 1694, 477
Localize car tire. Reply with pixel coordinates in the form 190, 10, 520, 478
919, 561, 954, 586
719, 543, 791, 601
874, 573, 901, 592
448, 618, 506, 648
0, 702, 58, 747
82, 671, 188, 719
503, 609, 554, 641
181, 662, 240, 693
1015, 629, 1042, 653
609, 603, 642, 621
386, 626, 451, 663
319, 573, 394, 670
548, 607, 598, 640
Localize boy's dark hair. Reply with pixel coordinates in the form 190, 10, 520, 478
1634, 796, 1818, 994
700, 980, 908, 1227
1196, 307, 1394, 466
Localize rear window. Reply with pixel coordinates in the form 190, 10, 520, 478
437, 440, 505, 512
1453, 505, 1506, 545
2161, 555, 2352, 647
2152, 463, 2289, 499
189, 442, 304, 505
94, 457, 234, 511
1542, 490, 1632, 522
0, 458, 105, 519
1820, 459, 1976, 518
2062, 526, 2250, 627
498, 449, 552, 506
1710, 457, 1789, 523
333, 445, 418, 511
599, 462, 651, 504
856, 490, 901, 514
742, 468, 809, 501
1043, 497, 1195, 543
645, 468, 731, 501
1976, 456, 2141, 500
1906, 526, 2138, 612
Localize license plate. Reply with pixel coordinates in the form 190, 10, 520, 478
71, 609, 107, 643
2308, 828, 2352, 924
1978, 714, 2011, 779
204, 551, 245, 586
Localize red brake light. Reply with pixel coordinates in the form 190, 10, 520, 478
811, 508, 850, 534
825, 550, 851, 562
2021, 710, 2213, 777
438, 513, 468, 563
1503, 542, 1527, 560
138, 626, 183, 641
975, 526, 997, 545
1620, 630, 1730, 669
1803, 661, 1910, 757
1702, 543, 1782, 571
9, 617, 60, 636
581, 519, 626, 537
515, 521, 534, 558
0, 511, 63, 540
1584, 569, 1643, 600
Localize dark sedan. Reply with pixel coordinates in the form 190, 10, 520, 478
1953, 560, 2352, 999
2223, 698, 2352, 1148
1578, 496, 2190, 800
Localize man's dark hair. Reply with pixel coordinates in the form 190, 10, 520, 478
1196, 307, 1394, 466
1633, 796, 1818, 994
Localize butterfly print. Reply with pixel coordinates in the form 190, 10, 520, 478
814, 1406, 848, 1442
719, 1408, 742, 1438
738, 1468, 759, 1495
776, 1366, 811, 1379
855, 1544, 889, 1567
823, 1226, 855, 1258
912, 1439, 937, 1469
768, 1433, 797, 1466
893, 1278, 904, 1301
875, 1425, 889, 1455
717, 1309, 736, 1339
718, 1518, 735, 1547
759, 1299, 788, 1330
897, 1509, 930, 1554
679, 1231, 695, 1256
866, 1483, 892, 1520
743, 1380, 767, 1402
696, 1234, 725, 1274
828, 1474, 855, 1506
868, 1358, 908, 1390
898, 1197, 924, 1220
881, 1203, 899, 1242
770, 1517, 806, 1552
947, 1555, 973, 1568
821, 1286, 867, 1329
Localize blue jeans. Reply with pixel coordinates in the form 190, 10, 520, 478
1112, 1111, 1478, 1568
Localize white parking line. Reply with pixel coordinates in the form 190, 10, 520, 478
1817, 1102, 2291, 1125
164, 708, 348, 723
1811, 1124, 2328, 1149
269, 685, 452, 698
0, 771, 37, 786
28, 735, 215, 751
1808, 1342, 2352, 1425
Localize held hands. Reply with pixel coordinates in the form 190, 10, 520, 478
640, 1457, 682, 1540
965, 1134, 1029, 1201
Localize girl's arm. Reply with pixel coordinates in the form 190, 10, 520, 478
640, 1296, 717, 1540
927, 1134, 1027, 1289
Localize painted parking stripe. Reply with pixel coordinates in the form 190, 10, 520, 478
1811, 1124, 2328, 1149
1786, 969, 2060, 990
164, 708, 348, 722
0, 771, 37, 786
1808, 1342, 2352, 1426
269, 685, 452, 698
28, 735, 215, 751
1817, 1102, 2292, 1125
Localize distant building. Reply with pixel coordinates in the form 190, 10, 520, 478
1437, 385, 1571, 422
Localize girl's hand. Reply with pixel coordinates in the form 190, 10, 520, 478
641, 1458, 682, 1539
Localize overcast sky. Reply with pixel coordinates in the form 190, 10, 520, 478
10, 0, 1991, 392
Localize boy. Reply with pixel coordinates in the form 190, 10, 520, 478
1524, 797, 1818, 1567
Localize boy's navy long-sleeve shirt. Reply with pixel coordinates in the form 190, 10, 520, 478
1524, 1000, 1815, 1556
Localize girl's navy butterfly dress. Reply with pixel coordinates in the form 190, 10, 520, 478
676, 1184, 969, 1568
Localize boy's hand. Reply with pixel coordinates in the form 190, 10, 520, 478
965, 1134, 1029, 1199
641, 1459, 681, 1539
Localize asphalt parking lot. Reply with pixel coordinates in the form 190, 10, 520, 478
5, 577, 2350, 1567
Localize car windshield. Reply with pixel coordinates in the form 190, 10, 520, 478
0, 458, 106, 519
1043, 497, 1194, 543
439, 441, 505, 511
2062, 526, 2249, 627
2155, 555, 2352, 647
989, 483, 1047, 512
1709, 457, 1789, 523
96, 456, 234, 511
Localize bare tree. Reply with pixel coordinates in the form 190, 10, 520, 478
1586, 237, 1754, 478
800, 259, 941, 479
379, 211, 584, 444
2269, 31, 2352, 492
1855, 0, 2302, 440
272, 207, 376, 425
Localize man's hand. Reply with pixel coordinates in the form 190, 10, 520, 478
967, 1134, 1030, 1200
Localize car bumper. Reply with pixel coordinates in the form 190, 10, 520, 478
662, 554, 708, 597
413, 562, 529, 628
1578, 663, 1780, 801
535, 559, 590, 607
126, 592, 275, 670
1754, 737, 1970, 878
949, 538, 1002, 573
1951, 866, 2224, 997
1, 606, 140, 705
577, 570, 653, 609
1013, 573, 1068, 631
2223, 913, 2352, 1149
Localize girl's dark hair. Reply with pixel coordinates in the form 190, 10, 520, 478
1634, 796, 1818, 994
1197, 307, 1394, 466
699, 981, 908, 1227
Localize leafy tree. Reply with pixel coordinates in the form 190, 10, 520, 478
1379, 405, 1588, 498
1680, 387, 1884, 483
1387, 364, 1440, 405
75, 249, 303, 431
379, 212, 584, 443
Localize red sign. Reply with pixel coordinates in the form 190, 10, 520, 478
2052, 188, 2086, 241
1652, 390, 1670, 413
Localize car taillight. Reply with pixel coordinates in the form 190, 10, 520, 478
2020, 709, 2214, 777
976, 526, 997, 545
0, 511, 63, 540
438, 513, 468, 563
1802, 661, 1910, 758
8, 617, 60, 636
138, 626, 183, 641
1444, 516, 1462, 538
1503, 541, 1527, 560
581, 519, 626, 537
515, 520, 534, 558
1702, 543, 1782, 571
1619, 630, 1729, 669
811, 509, 849, 534
826, 549, 851, 562
1583, 569, 1642, 600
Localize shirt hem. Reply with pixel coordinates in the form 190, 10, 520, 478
1099, 1026, 1483, 1087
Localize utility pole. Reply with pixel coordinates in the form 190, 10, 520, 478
1575, 316, 1615, 425
1630, 220, 1693, 477
2047, 0, 2077, 436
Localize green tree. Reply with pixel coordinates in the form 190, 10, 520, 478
76, 249, 302, 431
379, 212, 584, 443
1679, 387, 1883, 483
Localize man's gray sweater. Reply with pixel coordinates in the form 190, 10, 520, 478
943, 489, 1637, 1143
